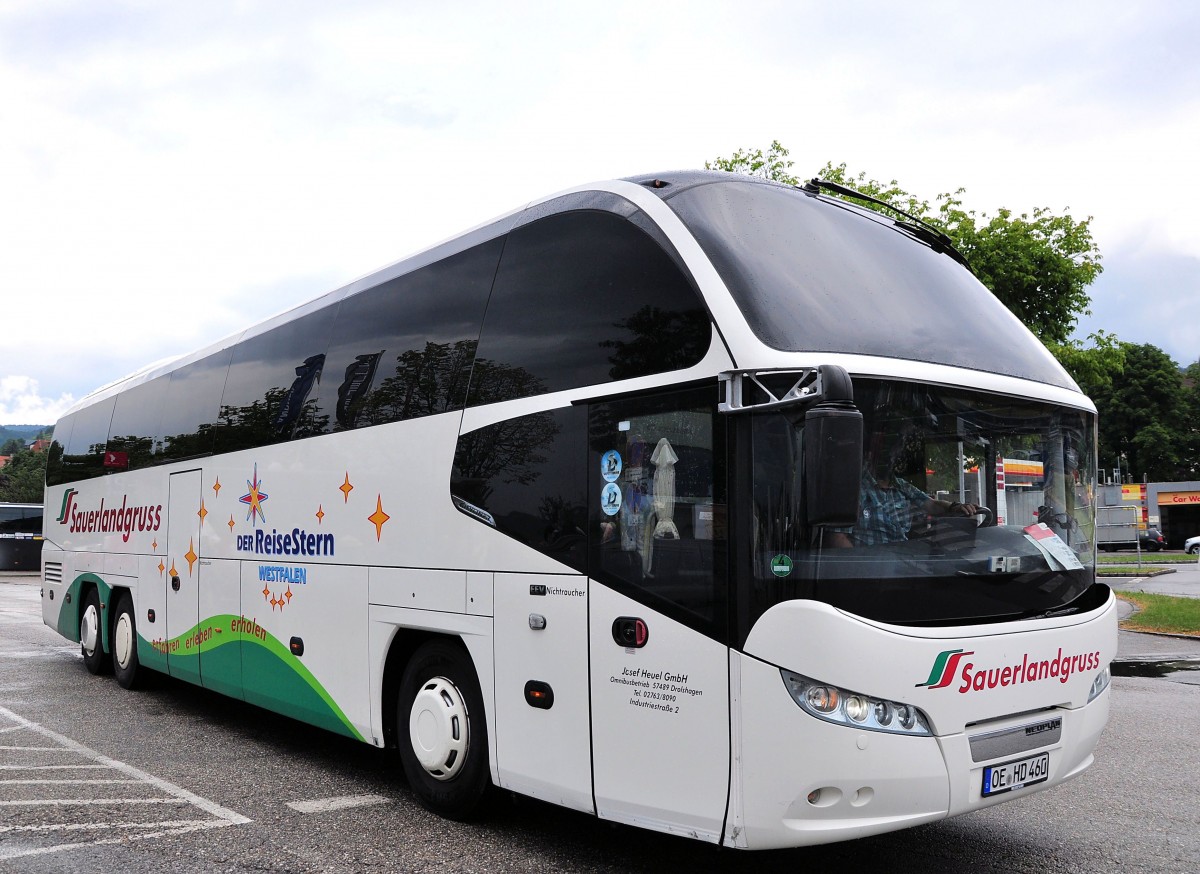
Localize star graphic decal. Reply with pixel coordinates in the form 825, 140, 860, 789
213, 477, 222, 497
152, 538, 158, 552
185, 539, 198, 575
339, 473, 354, 503
262, 584, 271, 600
285, 586, 293, 603
315, 504, 325, 524
157, 560, 165, 575
169, 561, 179, 579
198, 500, 208, 524
240, 463, 269, 525
369, 495, 390, 541
228, 515, 236, 533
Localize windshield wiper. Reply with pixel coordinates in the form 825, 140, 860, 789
800, 178, 974, 272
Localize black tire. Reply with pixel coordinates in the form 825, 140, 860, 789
79, 587, 109, 675
111, 592, 141, 690
397, 640, 490, 820
1188, 545, 1199, 555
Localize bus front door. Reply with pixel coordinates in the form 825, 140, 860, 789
492, 572, 593, 813
164, 469, 202, 685
588, 582, 731, 842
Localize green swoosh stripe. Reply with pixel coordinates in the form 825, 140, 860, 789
139, 614, 364, 742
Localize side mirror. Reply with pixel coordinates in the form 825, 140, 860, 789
804, 367, 862, 527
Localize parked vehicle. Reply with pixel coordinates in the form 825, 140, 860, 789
1185, 535, 1200, 555
1099, 527, 1165, 552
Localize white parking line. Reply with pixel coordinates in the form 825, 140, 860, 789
0, 798, 190, 806
0, 779, 141, 785
0, 820, 213, 835
286, 794, 390, 814
0, 706, 251, 861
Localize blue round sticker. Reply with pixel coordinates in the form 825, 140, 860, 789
601, 483, 623, 516
601, 450, 623, 483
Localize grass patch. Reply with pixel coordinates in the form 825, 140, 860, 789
1116, 591, 1200, 637
1098, 553, 1197, 564
1100, 566, 1169, 577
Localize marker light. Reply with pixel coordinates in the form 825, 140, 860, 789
1087, 667, 1111, 703
844, 696, 869, 723
781, 670, 932, 736
805, 685, 840, 713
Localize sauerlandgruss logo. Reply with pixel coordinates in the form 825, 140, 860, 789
918, 647, 1102, 694
55, 488, 163, 543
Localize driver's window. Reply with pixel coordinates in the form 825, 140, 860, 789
589, 387, 727, 635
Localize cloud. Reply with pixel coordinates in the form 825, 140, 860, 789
3, 0, 1200, 411
0, 376, 76, 426
1073, 234, 1200, 366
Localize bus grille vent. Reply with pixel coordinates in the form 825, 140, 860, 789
44, 561, 63, 584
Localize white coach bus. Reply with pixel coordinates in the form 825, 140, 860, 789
41, 172, 1115, 849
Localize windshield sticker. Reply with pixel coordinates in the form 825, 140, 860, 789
601, 450, 623, 482
601, 483, 623, 516
1023, 523, 1084, 570
771, 554, 793, 577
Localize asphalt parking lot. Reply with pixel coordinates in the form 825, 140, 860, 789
2, 571, 1197, 873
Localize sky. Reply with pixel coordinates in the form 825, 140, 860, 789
2, 0, 1198, 425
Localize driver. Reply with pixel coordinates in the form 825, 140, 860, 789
830, 423, 981, 547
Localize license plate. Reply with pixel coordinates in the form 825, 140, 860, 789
981, 752, 1049, 797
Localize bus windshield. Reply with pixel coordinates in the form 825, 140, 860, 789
664, 178, 1075, 390
745, 378, 1097, 627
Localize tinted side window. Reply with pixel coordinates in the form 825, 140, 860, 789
61, 397, 116, 482
323, 238, 502, 431
466, 210, 710, 407
45, 418, 73, 487
0, 506, 42, 534
155, 350, 232, 463
215, 311, 334, 453
450, 406, 588, 573
589, 386, 727, 638
106, 377, 169, 472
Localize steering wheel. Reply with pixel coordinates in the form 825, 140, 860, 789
909, 504, 994, 537
970, 505, 994, 527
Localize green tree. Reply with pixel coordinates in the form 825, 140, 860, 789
1090, 343, 1189, 482
705, 144, 1109, 381
705, 140, 799, 186
0, 449, 48, 503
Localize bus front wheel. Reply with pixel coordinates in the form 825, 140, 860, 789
111, 593, 141, 689
80, 588, 108, 675
397, 640, 490, 820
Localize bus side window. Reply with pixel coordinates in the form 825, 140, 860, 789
589, 387, 728, 635
322, 238, 502, 431
45, 417, 74, 487
60, 397, 116, 482
106, 377, 169, 472
450, 406, 588, 573
215, 310, 334, 453
466, 209, 710, 407
154, 350, 233, 464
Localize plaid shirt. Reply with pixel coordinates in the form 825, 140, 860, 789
852, 469, 932, 547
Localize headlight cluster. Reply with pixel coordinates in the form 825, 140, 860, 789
1087, 667, 1110, 703
781, 670, 932, 736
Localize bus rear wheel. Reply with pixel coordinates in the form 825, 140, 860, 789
111, 593, 141, 690
397, 640, 490, 820
80, 588, 109, 675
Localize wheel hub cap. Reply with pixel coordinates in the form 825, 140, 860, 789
408, 676, 470, 781
80, 605, 99, 655
114, 613, 133, 669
